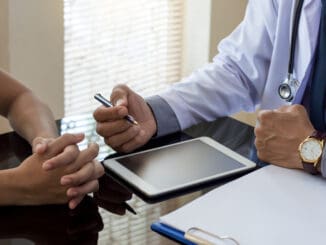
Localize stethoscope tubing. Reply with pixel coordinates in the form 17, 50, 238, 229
288, 0, 305, 74
278, 0, 305, 102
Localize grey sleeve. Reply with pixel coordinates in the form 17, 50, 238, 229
321, 148, 326, 178
146, 95, 181, 137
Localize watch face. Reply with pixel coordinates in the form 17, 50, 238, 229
300, 139, 323, 163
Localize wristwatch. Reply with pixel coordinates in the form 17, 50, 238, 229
298, 131, 326, 174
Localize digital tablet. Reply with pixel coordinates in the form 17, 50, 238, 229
102, 136, 256, 203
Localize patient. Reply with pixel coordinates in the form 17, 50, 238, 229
0, 69, 104, 209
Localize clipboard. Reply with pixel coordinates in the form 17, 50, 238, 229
151, 222, 196, 245
151, 222, 239, 245
151, 165, 326, 245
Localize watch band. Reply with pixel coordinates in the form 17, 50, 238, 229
311, 130, 326, 141
301, 131, 325, 175
302, 161, 319, 175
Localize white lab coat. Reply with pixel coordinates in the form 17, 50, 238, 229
159, 0, 322, 130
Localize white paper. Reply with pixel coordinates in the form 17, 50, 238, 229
160, 165, 326, 245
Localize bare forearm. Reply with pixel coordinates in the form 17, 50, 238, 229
0, 70, 58, 144
7, 91, 58, 144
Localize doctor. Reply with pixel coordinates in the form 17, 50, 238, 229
94, 0, 326, 176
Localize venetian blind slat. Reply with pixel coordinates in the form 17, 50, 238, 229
64, 0, 184, 116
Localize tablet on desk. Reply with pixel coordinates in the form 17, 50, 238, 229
102, 136, 256, 203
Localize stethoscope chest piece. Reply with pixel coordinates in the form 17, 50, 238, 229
278, 74, 299, 102
278, 0, 304, 102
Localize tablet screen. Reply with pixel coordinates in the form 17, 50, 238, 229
116, 139, 244, 189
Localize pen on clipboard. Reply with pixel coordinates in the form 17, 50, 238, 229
124, 203, 137, 215
94, 93, 138, 125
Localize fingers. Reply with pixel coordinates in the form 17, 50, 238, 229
274, 104, 305, 113
63, 158, 104, 210
110, 84, 130, 106
254, 135, 275, 151
116, 129, 146, 153
67, 180, 99, 209
61, 160, 104, 186
42, 144, 79, 171
256, 109, 276, 127
104, 126, 141, 149
258, 105, 308, 124
32, 137, 54, 154
93, 85, 131, 122
96, 119, 132, 137
68, 196, 84, 210
66, 143, 100, 173
93, 106, 128, 122
46, 133, 85, 158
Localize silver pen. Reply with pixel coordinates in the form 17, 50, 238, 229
94, 93, 138, 125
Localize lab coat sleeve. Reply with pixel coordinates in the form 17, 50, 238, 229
157, 0, 277, 130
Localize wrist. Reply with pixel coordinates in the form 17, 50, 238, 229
0, 168, 25, 205
146, 103, 158, 137
298, 130, 326, 174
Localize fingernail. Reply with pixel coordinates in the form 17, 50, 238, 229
61, 177, 72, 185
116, 99, 124, 106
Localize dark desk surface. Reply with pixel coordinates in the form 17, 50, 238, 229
0, 115, 254, 245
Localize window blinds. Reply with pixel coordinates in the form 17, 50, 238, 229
64, 0, 184, 116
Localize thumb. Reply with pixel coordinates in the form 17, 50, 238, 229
32, 137, 54, 154
111, 85, 130, 107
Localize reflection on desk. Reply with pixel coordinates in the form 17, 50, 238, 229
0, 196, 103, 244
0, 114, 254, 244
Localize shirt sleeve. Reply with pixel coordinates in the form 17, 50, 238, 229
146, 95, 181, 137
156, 0, 276, 130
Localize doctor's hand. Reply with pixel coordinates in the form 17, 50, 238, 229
255, 105, 315, 169
94, 174, 133, 215
93, 84, 157, 153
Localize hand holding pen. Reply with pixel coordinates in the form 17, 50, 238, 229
93, 85, 157, 153
94, 93, 138, 125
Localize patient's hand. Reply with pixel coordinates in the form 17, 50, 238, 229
16, 133, 104, 208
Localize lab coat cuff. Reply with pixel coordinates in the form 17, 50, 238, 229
146, 95, 181, 137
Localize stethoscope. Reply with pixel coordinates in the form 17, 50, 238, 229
278, 0, 304, 102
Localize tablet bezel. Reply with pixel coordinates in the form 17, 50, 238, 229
102, 136, 256, 203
